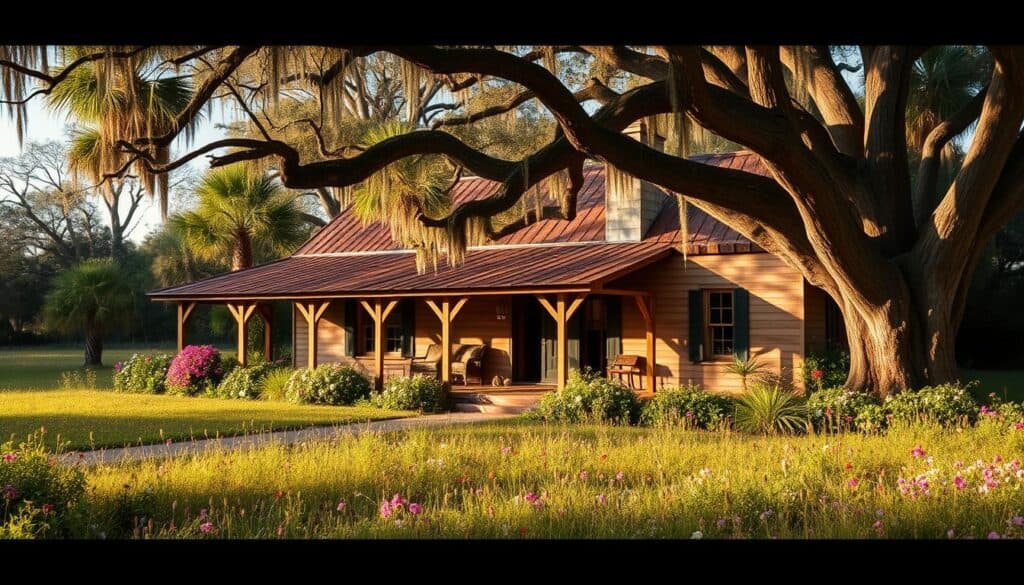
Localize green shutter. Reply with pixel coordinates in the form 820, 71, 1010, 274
400, 298, 415, 357
734, 288, 750, 361
605, 296, 622, 370
688, 289, 704, 362
343, 300, 357, 356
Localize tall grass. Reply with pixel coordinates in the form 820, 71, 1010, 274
79, 420, 1024, 539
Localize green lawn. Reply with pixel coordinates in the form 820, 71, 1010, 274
71, 419, 1024, 539
0, 345, 222, 390
962, 369, 1024, 403
0, 389, 414, 451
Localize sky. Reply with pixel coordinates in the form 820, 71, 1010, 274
0, 98, 231, 244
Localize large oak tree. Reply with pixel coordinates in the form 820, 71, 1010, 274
3, 45, 1021, 396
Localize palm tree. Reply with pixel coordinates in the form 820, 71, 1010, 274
170, 165, 306, 272
47, 47, 195, 257
44, 258, 133, 366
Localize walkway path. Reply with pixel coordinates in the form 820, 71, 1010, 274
62, 412, 513, 467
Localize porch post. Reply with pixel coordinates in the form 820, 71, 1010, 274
227, 302, 257, 367
536, 293, 587, 391
634, 295, 656, 392
176, 301, 196, 353
258, 303, 274, 362
361, 299, 398, 390
295, 301, 330, 370
426, 297, 468, 389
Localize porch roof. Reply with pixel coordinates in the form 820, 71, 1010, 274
149, 240, 677, 301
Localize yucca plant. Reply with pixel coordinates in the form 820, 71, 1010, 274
733, 382, 807, 435
723, 354, 765, 392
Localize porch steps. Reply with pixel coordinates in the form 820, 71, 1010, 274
450, 391, 546, 415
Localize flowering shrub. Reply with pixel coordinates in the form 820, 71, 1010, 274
212, 362, 282, 400
372, 375, 445, 412
976, 393, 1024, 430
640, 384, 733, 429
533, 370, 641, 424
284, 363, 372, 405
165, 345, 226, 397
113, 353, 173, 394
807, 387, 883, 433
885, 383, 979, 427
802, 349, 850, 391
0, 436, 86, 538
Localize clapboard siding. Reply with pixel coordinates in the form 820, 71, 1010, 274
293, 303, 348, 367
612, 252, 806, 394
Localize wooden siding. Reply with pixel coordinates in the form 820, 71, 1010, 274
612, 253, 806, 395
292, 303, 348, 368
804, 283, 830, 354
414, 297, 513, 382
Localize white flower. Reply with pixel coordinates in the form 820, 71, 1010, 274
690, 531, 703, 539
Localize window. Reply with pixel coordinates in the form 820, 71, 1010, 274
362, 307, 404, 354
704, 290, 734, 357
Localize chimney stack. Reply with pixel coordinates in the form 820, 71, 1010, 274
605, 120, 668, 242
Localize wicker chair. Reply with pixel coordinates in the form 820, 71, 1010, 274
450, 343, 486, 385
410, 344, 442, 378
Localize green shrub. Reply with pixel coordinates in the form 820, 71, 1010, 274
284, 363, 372, 406
733, 381, 807, 435
261, 369, 293, 401
212, 362, 280, 400
372, 375, 445, 412
0, 435, 86, 538
533, 370, 641, 425
113, 353, 173, 394
640, 384, 733, 429
806, 387, 882, 433
803, 349, 850, 391
884, 383, 978, 427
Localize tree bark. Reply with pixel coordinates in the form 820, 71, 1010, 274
84, 316, 102, 366
231, 230, 254, 271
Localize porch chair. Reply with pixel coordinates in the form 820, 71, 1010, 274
410, 343, 442, 378
608, 354, 644, 389
451, 343, 486, 385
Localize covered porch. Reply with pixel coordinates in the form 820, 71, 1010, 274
151, 239, 678, 392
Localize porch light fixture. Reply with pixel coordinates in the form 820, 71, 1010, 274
495, 303, 508, 321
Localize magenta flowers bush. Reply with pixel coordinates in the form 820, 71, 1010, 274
165, 345, 227, 396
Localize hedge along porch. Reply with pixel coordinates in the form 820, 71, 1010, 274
153, 149, 832, 395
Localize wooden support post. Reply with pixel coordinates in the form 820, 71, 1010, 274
176, 301, 196, 353
227, 302, 257, 367
426, 297, 468, 388
634, 295, 656, 392
361, 299, 397, 389
258, 304, 274, 363
295, 301, 330, 370
536, 293, 586, 390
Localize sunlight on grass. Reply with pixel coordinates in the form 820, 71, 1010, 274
81, 420, 1024, 539
0, 390, 414, 450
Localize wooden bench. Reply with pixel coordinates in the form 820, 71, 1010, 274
608, 355, 644, 389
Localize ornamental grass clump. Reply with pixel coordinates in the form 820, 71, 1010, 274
733, 381, 807, 435
113, 353, 173, 394
165, 345, 226, 397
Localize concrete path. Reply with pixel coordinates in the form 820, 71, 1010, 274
62, 412, 513, 467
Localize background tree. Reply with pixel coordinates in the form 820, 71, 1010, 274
169, 164, 306, 271
43, 258, 133, 365
4, 45, 1024, 395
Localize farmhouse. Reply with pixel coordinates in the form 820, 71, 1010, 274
151, 122, 845, 394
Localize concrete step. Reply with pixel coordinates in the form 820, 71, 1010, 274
452, 402, 529, 415
451, 391, 544, 414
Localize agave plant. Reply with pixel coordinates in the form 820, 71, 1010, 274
733, 382, 807, 435
723, 354, 765, 392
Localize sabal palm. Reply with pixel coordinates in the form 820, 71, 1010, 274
43, 258, 133, 366
170, 166, 306, 271
906, 46, 991, 154
48, 46, 194, 220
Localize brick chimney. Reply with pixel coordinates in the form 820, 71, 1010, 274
605, 120, 668, 242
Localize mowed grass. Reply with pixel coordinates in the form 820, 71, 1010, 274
0, 390, 414, 451
80, 420, 1024, 539
0, 345, 232, 390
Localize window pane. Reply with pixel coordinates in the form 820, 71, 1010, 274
721, 309, 733, 325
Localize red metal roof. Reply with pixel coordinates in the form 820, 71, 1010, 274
150, 241, 676, 300
152, 153, 767, 300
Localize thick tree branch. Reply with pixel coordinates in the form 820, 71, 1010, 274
780, 46, 865, 157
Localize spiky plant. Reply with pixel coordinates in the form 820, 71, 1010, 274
169, 165, 306, 271
733, 382, 807, 435
724, 354, 766, 392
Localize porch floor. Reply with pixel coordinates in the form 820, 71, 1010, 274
449, 383, 555, 395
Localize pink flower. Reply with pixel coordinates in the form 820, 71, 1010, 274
911, 445, 927, 458
811, 369, 824, 381
1014, 421, 1024, 430
1010, 516, 1024, 527
113, 362, 123, 373
199, 522, 214, 534
2, 484, 19, 500
595, 494, 607, 506
501, 446, 512, 455
409, 503, 423, 515
42, 503, 54, 516
2, 453, 16, 463
954, 476, 967, 490
579, 470, 589, 481
524, 492, 540, 504
847, 477, 860, 489
277, 526, 285, 537
825, 406, 833, 418
615, 471, 625, 482
389, 493, 406, 512
987, 531, 1002, 540
274, 490, 285, 499
336, 501, 347, 512
518, 527, 528, 536
872, 520, 884, 534
379, 501, 393, 518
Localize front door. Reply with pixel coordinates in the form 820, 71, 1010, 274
512, 297, 542, 382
